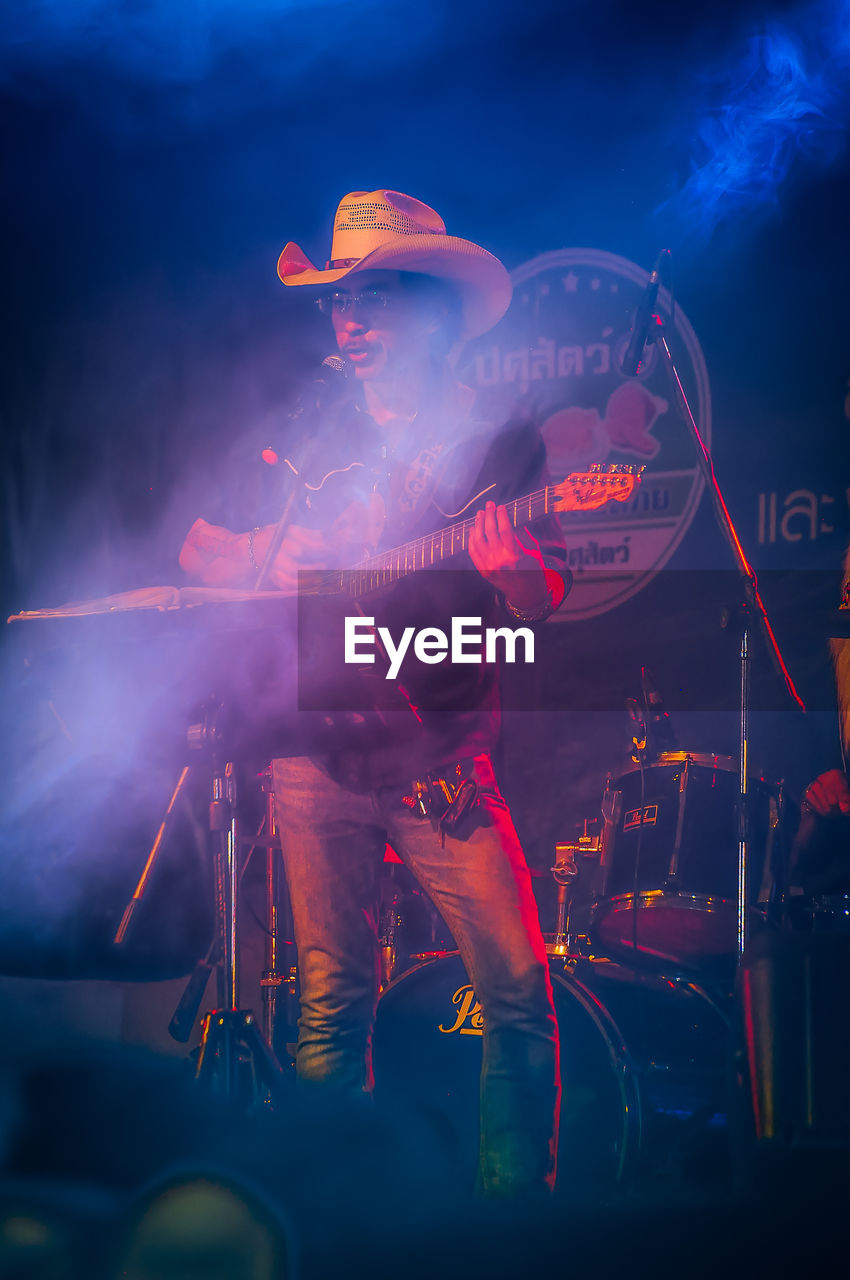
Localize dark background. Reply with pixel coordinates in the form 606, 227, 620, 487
2, 0, 849, 965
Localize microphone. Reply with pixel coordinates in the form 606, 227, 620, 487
305, 352, 351, 407
302, 352, 351, 402
620, 250, 667, 377
263, 354, 352, 464
319, 353, 350, 379
287, 352, 352, 422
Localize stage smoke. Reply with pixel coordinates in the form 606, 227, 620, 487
654, 0, 850, 247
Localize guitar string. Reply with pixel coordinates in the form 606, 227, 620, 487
300, 471, 637, 598
357, 473, 633, 577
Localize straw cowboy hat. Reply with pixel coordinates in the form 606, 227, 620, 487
277, 189, 512, 341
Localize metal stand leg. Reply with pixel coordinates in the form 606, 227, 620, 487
259, 767, 285, 1048
187, 712, 287, 1103
243, 767, 299, 1065
646, 313, 805, 976
195, 1009, 287, 1102
113, 765, 193, 946
210, 758, 240, 1010
738, 626, 751, 957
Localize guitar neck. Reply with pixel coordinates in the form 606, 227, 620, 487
304, 464, 641, 599
331, 485, 553, 598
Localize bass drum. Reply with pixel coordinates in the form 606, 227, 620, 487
372, 951, 730, 1187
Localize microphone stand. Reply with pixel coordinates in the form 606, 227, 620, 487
254, 358, 347, 589
253, 454, 303, 591
645, 313, 806, 957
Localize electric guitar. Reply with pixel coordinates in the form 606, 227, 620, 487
8, 464, 644, 625
303, 462, 644, 599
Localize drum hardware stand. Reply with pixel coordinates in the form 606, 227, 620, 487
625, 696, 651, 957
378, 863, 445, 982
169, 939, 217, 1043
550, 846, 579, 956
195, 719, 288, 1103
551, 820, 600, 955
253, 766, 299, 1057
637, 301, 806, 959
149, 701, 288, 1102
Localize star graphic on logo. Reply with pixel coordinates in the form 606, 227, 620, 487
562, 272, 579, 293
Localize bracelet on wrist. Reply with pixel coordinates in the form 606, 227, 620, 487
503, 592, 554, 623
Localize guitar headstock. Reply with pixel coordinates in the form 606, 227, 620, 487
552, 463, 645, 512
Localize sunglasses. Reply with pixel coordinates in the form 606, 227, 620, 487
315, 286, 394, 316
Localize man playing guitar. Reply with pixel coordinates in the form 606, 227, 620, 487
179, 190, 568, 1196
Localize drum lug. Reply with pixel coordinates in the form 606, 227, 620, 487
669, 760, 690, 881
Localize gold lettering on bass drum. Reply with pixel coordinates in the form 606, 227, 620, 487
439, 985, 484, 1036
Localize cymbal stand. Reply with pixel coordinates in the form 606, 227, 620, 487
188, 703, 288, 1103
647, 311, 806, 958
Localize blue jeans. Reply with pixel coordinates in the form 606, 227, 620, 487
271, 753, 560, 1196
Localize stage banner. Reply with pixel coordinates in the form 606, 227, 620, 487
460, 248, 711, 620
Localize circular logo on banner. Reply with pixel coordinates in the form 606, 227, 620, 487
460, 249, 711, 620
